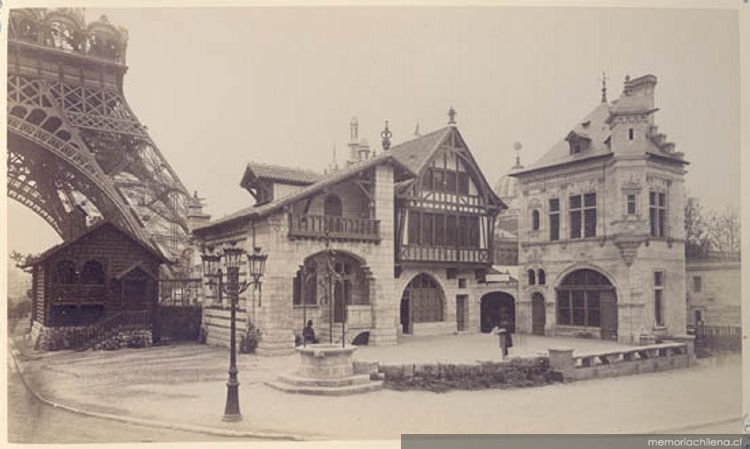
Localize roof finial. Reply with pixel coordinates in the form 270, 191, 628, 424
512, 142, 523, 169
380, 120, 392, 151
350, 116, 359, 141
414, 122, 421, 137
600, 71, 608, 103
448, 106, 456, 126
623, 74, 631, 96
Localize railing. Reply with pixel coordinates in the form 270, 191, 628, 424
73, 310, 151, 351
692, 325, 742, 352
288, 214, 380, 242
51, 284, 107, 303
158, 278, 202, 306
573, 342, 688, 368
399, 245, 490, 264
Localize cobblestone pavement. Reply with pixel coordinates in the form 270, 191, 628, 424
13, 334, 742, 441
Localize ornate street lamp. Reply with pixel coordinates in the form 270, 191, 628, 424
200, 244, 266, 422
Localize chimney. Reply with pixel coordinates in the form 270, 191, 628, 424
622, 74, 657, 111
187, 191, 211, 231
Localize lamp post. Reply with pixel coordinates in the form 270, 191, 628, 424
320, 228, 345, 346
201, 245, 267, 422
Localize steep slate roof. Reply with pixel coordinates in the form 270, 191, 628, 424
22, 221, 172, 268
388, 126, 453, 174
240, 162, 324, 189
515, 102, 614, 175
195, 125, 505, 234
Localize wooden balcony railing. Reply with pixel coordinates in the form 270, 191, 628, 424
52, 284, 107, 303
289, 214, 380, 242
398, 245, 490, 264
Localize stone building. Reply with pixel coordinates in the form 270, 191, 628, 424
193, 113, 519, 354
510, 74, 689, 344
23, 221, 170, 350
685, 253, 741, 328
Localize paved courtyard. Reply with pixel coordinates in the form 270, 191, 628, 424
355, 332, 638, 363
11, 333, 742, 440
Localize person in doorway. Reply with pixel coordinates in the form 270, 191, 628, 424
303, 319, 318, 344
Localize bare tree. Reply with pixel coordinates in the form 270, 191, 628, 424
707, 205, 741, 257
684, 197, 711, 258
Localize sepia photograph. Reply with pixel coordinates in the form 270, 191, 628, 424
2, 1, 745, 447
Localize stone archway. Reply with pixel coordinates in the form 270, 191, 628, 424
400, 273, 445, 335
480, 291, 516, 333
556, 268, 618, 340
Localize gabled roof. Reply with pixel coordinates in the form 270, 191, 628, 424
388, 126, 505, 209
388, 126, 453, 174
194, 124, 505, 235
194, 152, 415, 234
240, 162, 323, 190
514, 102, 613, 176
22, 221, 172, 268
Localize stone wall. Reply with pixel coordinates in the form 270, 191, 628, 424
354, 356, 553, 392
29, 321, 153, 351
686, 260, 741, 327
93, 329, 153, 351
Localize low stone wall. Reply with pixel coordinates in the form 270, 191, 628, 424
549, 340, 695, 382
30, 322, 92, 351
354, 357, 553, 392
93, 329, 153, 351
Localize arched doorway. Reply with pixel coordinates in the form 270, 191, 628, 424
556, 268, 617, 340
480, 292, 515, 333
531, 292, 545, 335
400, 273, 444, 334
294, 251, 369, 334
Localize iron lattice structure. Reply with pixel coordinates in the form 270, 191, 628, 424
7, 8, 191, 263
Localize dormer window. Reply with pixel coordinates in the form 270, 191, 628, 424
566, 131, 591, 155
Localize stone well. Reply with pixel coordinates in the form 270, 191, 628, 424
266, 344, 383, 395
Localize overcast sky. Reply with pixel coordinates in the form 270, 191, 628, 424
7, 6, 740, 255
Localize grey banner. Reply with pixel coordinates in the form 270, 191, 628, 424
402, 434, 750, 449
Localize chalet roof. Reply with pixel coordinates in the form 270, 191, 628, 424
22, 221, 172, 268
194, 125, 505, 235
195, 152, 414, 234
240, 162, 324, 189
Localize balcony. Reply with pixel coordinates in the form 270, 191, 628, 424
51, 284, 107, 304
398, 245, 490, 264
288, 214, 380, 242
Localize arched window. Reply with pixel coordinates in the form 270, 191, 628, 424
528, 269, 536, 285
81, 260, 105, 284
54, 260, 78, 284
323, 194, 342, 217
532, 210, 540, 231
557, 269, 614, 328
538, 269, 546, 285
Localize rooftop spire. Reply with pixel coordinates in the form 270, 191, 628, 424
448, 106, 456, 126
350, 116, 359, 141
600, 71, 608, 103
380, 120, 392, 151
512, 142, 524, 170
414, 122, 421, 137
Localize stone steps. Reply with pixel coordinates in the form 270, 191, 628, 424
265, 378, 383, 396
276, 373, 373, 388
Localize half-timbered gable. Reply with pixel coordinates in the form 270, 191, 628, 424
391, 126, 505, 268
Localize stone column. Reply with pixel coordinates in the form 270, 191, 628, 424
369, 164, 397, 346
255, 217, 296, 356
